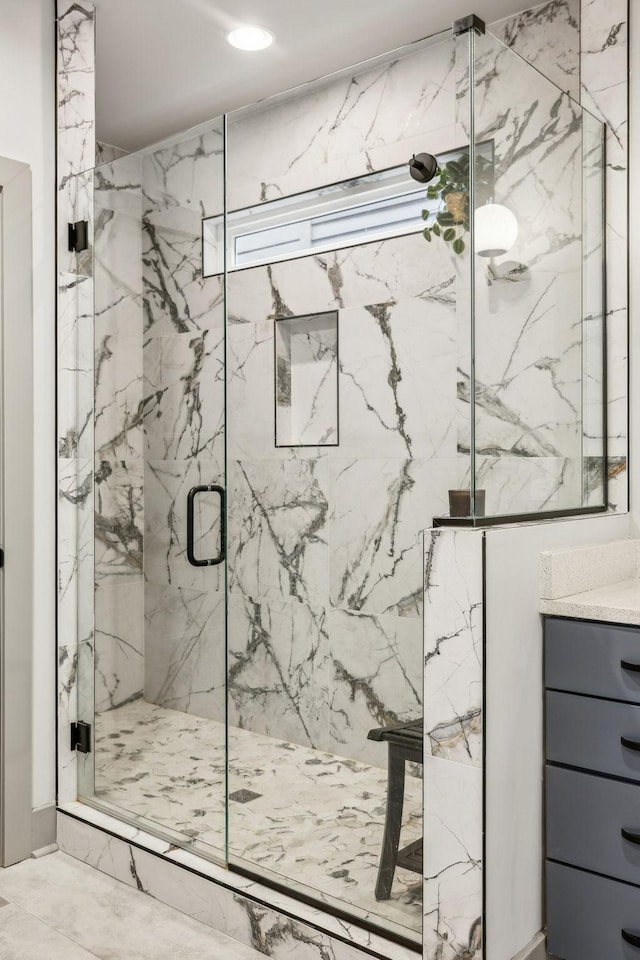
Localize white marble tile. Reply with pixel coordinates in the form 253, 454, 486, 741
490, 0, 580, 98
58, 459, 93, 647
227, 39, 455, 209
0, 852, 265, 960
144, 459, 225, 593
0, 901, 98, 960
58, 642, 80, 804
144, 582, 225, 720
94, 334, 144, 460
227, 593, 330, 749
94, 458, 144, 581
94, 579, 144, 711
58, 275, 93, 459
143, 330, 225, 460
424, 529, 483, 767
228, 457, 329, 604
142, 124, 224, 222
330, 458, 462, 620
56, 1, 95, 181
423, 758, 483, 960
328, 609, 422, 765
70, 698, 422, 939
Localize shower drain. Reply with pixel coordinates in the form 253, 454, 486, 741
229, 789, 262, 804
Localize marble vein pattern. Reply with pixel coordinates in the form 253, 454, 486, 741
57, 811, 418, 960
89, 698, 422, 937
423, 758, 483, 960
94, 459, 143, 581
226, 39, 456, 209
580, 2, 629, 508
424, 529, 483, 766
143, 330, 225, 460
58, 459, 93, 648
227, 593, 330, 749
423, 528, 484, 959
329, 610, 423, 764
58, 275, 93, 460
144, 459, 225, 593
57, 0, 95, 184
491, 0, 580, 98
0, 852, 269, 960
144, 582, 226, 719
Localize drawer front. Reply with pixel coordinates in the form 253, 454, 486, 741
545, 617, 640, 703
546, 691, 640, 781
547, 861, 640, 960
547, 765, 640, 885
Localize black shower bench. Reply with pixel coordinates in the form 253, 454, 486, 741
367, 718, 423, 900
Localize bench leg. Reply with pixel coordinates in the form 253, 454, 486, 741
375, 748, 406, 900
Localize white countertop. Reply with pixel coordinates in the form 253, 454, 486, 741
541, 577, 640, 626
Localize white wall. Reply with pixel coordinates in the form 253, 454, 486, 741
0, 0, 56, 810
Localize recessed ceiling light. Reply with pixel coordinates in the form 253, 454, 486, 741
227, 26, 274, 51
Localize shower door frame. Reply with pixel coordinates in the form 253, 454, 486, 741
0, 156, 34, 867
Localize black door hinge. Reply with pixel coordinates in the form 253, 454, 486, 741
70, 721, 92, 754
68, 220, 89, 253
0, 548, 4, 568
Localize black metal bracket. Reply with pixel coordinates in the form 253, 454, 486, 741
68, 220, 89, 253
70, 721, 92, 754
453, 14, 486, 36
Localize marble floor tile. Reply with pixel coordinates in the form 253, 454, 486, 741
0, 901, 98, 960
0, 852, 265, 960
92, 698, 423, 933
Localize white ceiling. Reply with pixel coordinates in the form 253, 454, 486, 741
94, 0, 531, 151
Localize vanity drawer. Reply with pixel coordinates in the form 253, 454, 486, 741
544, 617, 640, 703
547, 691, 640, 781
547, 765, 640, 885
546, 617, 640, 704
547, 861, 640, 960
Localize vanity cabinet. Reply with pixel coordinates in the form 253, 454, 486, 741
545, 616, 640, 960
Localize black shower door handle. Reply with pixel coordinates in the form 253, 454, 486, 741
187, 484, 225, 567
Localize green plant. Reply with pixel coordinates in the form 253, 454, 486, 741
421, 152, 493, 256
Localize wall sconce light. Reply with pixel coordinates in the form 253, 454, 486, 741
475, 202, 518, 257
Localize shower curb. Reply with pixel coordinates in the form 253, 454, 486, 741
56, 805, 419, 960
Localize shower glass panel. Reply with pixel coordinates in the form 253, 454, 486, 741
222, 31, 462, 939
72, 18, 607, 951
77, 119, 229, 860
467, 29, 606, 519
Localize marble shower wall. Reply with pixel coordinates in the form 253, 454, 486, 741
489, 0, 629, 510
223, 38, 465, 761
57, 0, 96, 804
93, 154, 145, 713
423, 528, 484, 960
141, 124, 227, 720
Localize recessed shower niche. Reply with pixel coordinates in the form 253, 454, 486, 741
274, 311, 339, 447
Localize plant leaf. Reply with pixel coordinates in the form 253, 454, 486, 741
423, 228, 432, 241
432, 223, 441, 237
443, 228, 456, 242
421, 209, 429, 220
437, 211, 454, 225
453, 237, 465, 255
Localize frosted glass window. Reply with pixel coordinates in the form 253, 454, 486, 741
275, 312, 339, 447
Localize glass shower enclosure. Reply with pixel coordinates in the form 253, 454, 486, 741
70, 20, 606, 947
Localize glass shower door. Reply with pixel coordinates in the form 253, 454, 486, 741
77, 119, 230, 861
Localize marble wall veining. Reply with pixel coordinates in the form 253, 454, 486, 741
56, 1, 629, 958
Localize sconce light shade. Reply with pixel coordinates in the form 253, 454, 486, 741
475, 203, 518, 257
